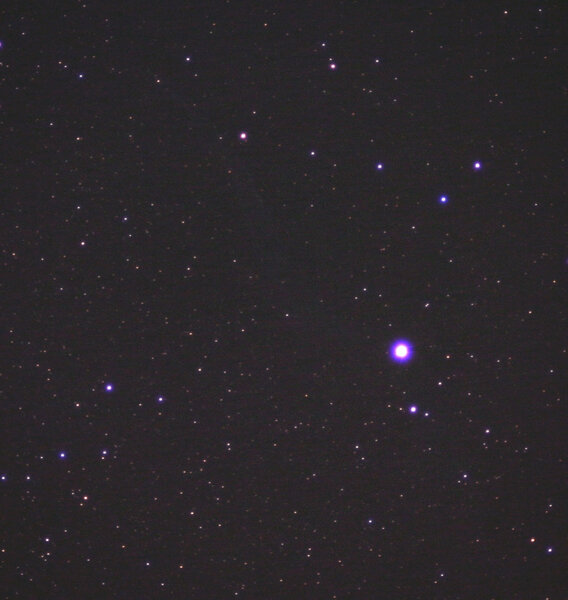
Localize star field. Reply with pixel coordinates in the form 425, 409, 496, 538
1, 1, 567, 598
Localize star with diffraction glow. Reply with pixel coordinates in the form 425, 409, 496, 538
391, 340, 412, 362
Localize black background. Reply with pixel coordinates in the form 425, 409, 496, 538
1, 1, 567, 598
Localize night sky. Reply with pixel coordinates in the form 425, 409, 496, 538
2, 1, 567, 598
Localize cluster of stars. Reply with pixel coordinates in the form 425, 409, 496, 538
1, 3, 562, 597
234, 133, 481, 211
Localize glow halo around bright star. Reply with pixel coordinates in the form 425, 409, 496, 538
390, 340, 412, 362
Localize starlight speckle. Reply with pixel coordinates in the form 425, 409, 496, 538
2, 5, 562, 597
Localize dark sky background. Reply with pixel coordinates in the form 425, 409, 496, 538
1, 1, 567, 598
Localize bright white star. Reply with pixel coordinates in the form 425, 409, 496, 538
391, 340, 413, 362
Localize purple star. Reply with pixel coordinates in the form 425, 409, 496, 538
391, 340, 412, 362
